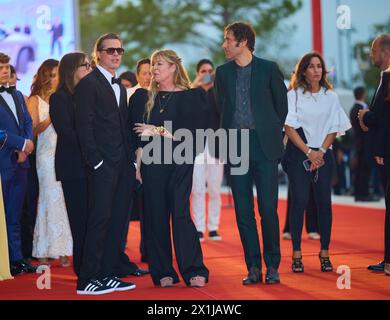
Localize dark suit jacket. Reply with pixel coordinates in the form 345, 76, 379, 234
0, 89, 33, 178
372, 72, 390, 160
74, 68, 135, 169
49, 89, 86, 181
350, 102, 370, 155
214, 55, 288, 161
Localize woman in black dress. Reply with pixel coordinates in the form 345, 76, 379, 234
130, 49, 209, 287
49, 52, 91, 276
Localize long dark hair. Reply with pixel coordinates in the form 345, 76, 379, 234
290, 52, 333, 93
57, 52, 88, 95
30, 59, 59, 98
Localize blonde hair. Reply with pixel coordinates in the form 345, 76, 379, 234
145, 49, 191, 122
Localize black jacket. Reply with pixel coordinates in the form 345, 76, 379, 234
49, 89, 86, 181
74, 68, 135, 169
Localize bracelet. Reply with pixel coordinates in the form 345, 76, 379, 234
319, 147, 327, 154
153, 126, 167, 136
305, 148, 312, 157
0, 132, 7, 150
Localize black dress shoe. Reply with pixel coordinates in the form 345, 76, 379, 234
10, 264, 25, 276
242, 267, 262, 285
130, 268, 149, 277
265, 267, 280, 284
19, 260, 37, 273
367, 260, 385, 272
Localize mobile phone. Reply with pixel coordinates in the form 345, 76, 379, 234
203, 74, 214, 84
303, 159, 311, 171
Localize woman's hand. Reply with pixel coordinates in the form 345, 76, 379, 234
136, 169, 142, 183
134, 123, 157, 137
308, 150, 324, 169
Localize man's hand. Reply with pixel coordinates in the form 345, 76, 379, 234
375, 156, 384, 165
358, 109, 369, 132
24, 139, 34, 155
16, 151, 27, 163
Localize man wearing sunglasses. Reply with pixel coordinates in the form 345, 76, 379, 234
74, 33, 147, 295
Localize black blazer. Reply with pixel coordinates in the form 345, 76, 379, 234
350, 102, 369, 154
74, 68, 135, 169
214, 55, 288, 161
49, 89, 86, 181
373, 72, 390, 159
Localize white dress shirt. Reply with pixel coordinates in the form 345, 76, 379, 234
355, 100, 368, 109
127, 83, 141, 101
97, 65, 121, 106
0, 87, 27, 151
285, 87, 351, 148
0, 88, 19, 124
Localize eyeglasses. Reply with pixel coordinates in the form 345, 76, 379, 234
79, 62, 91, 70
100, 47, 125, 55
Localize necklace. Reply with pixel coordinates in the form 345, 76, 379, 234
158, 88, 175, 113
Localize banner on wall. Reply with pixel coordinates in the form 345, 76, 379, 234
0, 0, 78, 95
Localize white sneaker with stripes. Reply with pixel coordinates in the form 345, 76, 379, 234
76, 279, 116, 295
103, 277, 136, 292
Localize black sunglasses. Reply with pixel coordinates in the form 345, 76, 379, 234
79, 62, 91, 70
100, 47, 125, 55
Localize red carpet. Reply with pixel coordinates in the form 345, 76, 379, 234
0, 195, 389, 300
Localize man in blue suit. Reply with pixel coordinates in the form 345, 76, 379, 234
0, 52, 36, 276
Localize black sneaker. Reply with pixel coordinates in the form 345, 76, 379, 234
197, 231, 204, 242
103, 276, 136, 291
76, 279, 116, 295
209, 230, 222, 241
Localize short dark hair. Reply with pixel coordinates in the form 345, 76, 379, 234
119, 71, 137, 86
224, 21, 256, 53
0, 52, 10, 64
196, 59, 214, 73
353, 86, 366, 100
136, 58, 151, 75
92, 33, 123, 64
378, 34, 390, 51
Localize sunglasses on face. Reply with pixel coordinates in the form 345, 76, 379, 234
100, 47, 125, 55
79, 62, 91, 70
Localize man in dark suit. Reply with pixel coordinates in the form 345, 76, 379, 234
214, 22, 288, 285
350, 86, 375, 201
0, 52, 36, 276
358, 34, 390, 273
74, 33, 147, 295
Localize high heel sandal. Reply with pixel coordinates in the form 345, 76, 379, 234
319, 254, 333, 272
292, 257, 304, 273
190, 276, 206, 287
59, 256, 71, 267
160, 276, 174, 287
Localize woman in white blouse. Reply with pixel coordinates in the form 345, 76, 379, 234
283, 52, 351, 273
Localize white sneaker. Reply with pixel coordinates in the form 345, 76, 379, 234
282, 232, 292, 240
308, 232, 320, 240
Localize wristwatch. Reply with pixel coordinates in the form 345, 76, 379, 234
319, 147, 327, 154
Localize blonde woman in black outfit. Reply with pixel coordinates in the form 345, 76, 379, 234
130, 49, 209, 288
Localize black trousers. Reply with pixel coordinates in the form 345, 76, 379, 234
384, 165, 390, 263
283, 183, 319, 234
77, 157, 135, 287
141, 163, 209, 286
353, 150, 371, 197
229, 130, 281, 271
283, 142, 335, 252
21, 154, 39, 259
61, 178, 88, 277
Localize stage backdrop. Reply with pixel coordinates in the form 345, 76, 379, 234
0, 0, 78, 95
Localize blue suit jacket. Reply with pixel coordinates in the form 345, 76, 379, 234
0, 90, 33, 178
